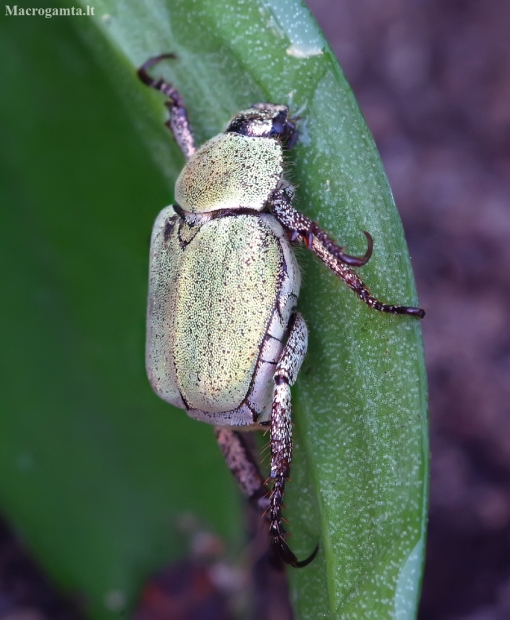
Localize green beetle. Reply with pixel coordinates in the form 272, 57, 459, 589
139, 54, 424, 568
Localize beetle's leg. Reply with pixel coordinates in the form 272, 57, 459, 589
270, 186, 373, 266
310, 237, 425, 317
138, 54, 196, 160
214, 428, 269, 513
269, 313, 318, 568
269, 187, 425, 318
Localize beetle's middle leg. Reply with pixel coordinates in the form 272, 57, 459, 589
138, 55, 196, 160
269, 186, 425, 318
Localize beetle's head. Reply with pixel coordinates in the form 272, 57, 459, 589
226, 104, 298, 148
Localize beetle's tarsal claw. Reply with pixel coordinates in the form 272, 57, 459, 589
307, 226, 373, 266
396, 306, 426, 318
273, 536, 319, 568
137, 53, 177, 86
335, 230, 373, 266
293, 543, 319, 568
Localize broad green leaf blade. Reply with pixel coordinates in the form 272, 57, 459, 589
1, 0, 428, 618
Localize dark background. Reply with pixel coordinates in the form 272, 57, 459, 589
308, 0, 510, 619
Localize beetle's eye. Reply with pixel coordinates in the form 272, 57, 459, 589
273, 119, 297, 148
272, 120, 285, 135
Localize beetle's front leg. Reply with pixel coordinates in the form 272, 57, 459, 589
138, 55, 196, 160
269, 313, 317, 568
269, 186, 425, 318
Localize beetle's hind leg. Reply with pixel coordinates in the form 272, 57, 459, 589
215, 313, 317, 568
214, 427, 269, 513
269, 186, 425, 318
138, 54, 196, 160
269, 313, 318, 568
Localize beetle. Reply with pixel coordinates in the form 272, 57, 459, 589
139, 54, 425, 568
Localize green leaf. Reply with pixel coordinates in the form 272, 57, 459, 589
0, 1, 428, 619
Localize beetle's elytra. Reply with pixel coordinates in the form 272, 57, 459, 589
139, 54, 425, 569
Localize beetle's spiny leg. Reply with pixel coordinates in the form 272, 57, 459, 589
270, 187, 373, 266
269, 187, 425, 318
138, 54, 178, 92
312, 238, 426, 317
269, 313, 318, 568
137, 54, 196, 160
214, 427, 270, 512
